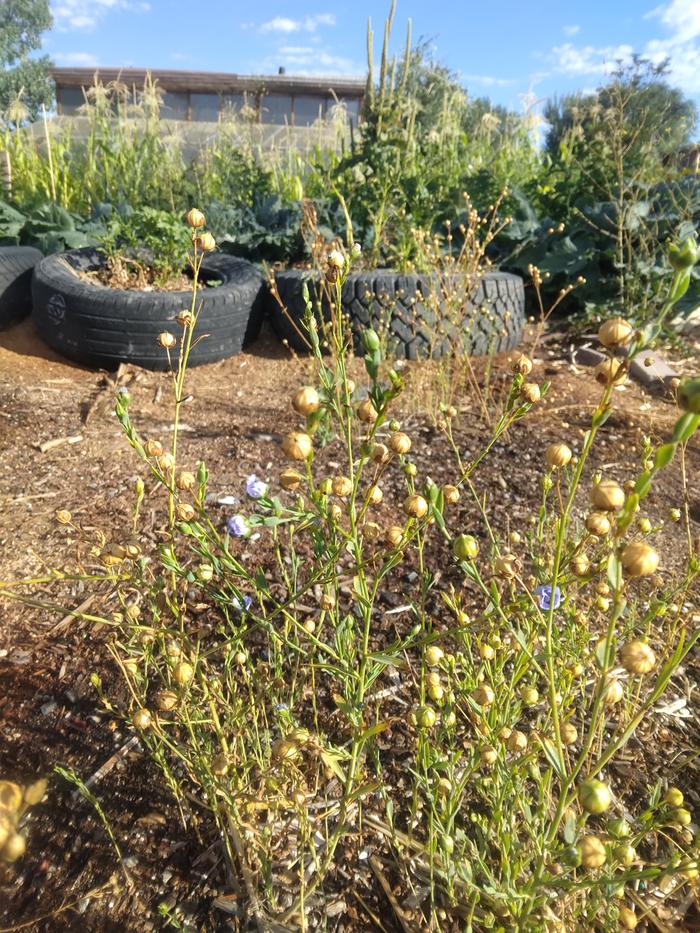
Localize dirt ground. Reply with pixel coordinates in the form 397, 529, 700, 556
0, 317, 699, 931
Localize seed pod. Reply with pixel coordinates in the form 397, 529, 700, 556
1, 833, 26, 863
618, 906, 637, 930
428, 683, 444, 701
357, 399, 378, 423
591, 478, 625, 511
132, 708, 153, 730
158, 452, 175, 472
292, 386, 320, 416
145, 439, 163, 458
415, 705, 436, 728
403, 495, 428, 519
637, 516, 652, 534
362, 520, 380, 540
55, 509, 72, 524
480, 745, 498, 766
545, 443, 572, 468
22, 779, 48, 808
620, 639, 655, 674
175, 310, 193, 327
571, 554, 590, 576
442, 484, 460, 504
282, 432, 313, 461
332, 476, 353, 497
586, 512, 611, 536
602, 677, 624, 706
508, 730, 528, 752
186, 208, 206, 228
328, 249, 345, 270
173, 662, 194, 686
367, 485, 383, 505
389, 432, 411, 454
520, 383, 541, 404
279, 468, 303, 490
371, 443, 390, 463
158, 331, 177, 349
175, 502, 195, 522
211, 754, 229, 776
272, 738, 301, 761
479, 643, 494, 660
198, 232, 216, 252
426, 671, 441, 687
0, 782, 22, 813
579, 834, 606, 869
155, 690, 178, 712
511, 353, 533, 375
472, 684, 495, 706
519, 685, 539, 706
176, 471, 196, 491
621, 542, 659, 577
197, 564, 214, 582
437, 777, 452, 796
578, 778, 612, 814
453, 534, 479, 560
320, 592, 336, 611
664, 787, 684, 808
598, 317, 634, 349
672, 807, 692, 827
425, 645, 444, 666
328, 503, 343, 522
495, 553, 519, 578
595, 358, 626, 386
384, 525, 404, 547
561, 721, 578, 745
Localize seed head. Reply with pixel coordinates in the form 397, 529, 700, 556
371, 443, 390, 463
415, 705, 436, 728
442, 484, 460, 504
292, 386, 321, 416
480, 745, 498, 766
327, 249, 345, 270
664, 787, 684, 808
145, 439, 163, 458
495, 553, 519, 579
472, 684, 495, 706
175, 310, 193, 327
332, 476, 353, 497
571, 554, 590, 576
598, 317, 634, 349
368, 484, 383, 505
579, 834, 607, 869
357, 399, 378, 423
545, 443, 572, 468
561, 721, 578, 745
55, 509, 72, 524
511, 354, 533, 375
425, 645, 444, 666
621, 542, 659, 577
175, 503, 195, 522
389, 432, 411, 454
507, 730, 528, 753
453, 534, 479, 560
282, 432, 313, 461
197, 232, 216, 252
595, 358, 626, 386
591, 478, 625, 511
186, 208, 206, 228
173, 662, 194, 686
520, 383, 541, 404
403, 494, 428, 519
384, 525, 404, 548
602, 677, 624, 706
176, 471, 196, 491
579, 778, 613, 814
155, 690, 178, 712
619, 639, 655, 674
586, 512, 611, 536
158, 331, 177, 350
132, 708, 153, 730
279, 467, 303, 490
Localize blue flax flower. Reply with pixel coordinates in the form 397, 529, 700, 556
534, 584, 562, 611
246, 474, 268, 499
227, 514, 250, 537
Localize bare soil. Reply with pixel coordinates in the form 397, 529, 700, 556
0, 317, 699, 931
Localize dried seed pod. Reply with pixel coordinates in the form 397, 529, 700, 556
602, 677, 624, 706
621, 542, 659, 578
520, 383, 541, 404
175, 310, 193, 327
561, 721, 578, 745
591, 479, 625, 511
173, 662, 194, 686
132, 708, 153, 730
0, 782, 22, 813
384, 525, 404, 547
453, 534, 479, 560
175, 503, 195, 522
511, 353, 533, 375
197, 232, 216, 252
371, 443, 390, 463
367, 484, 383, 505
211, 754, 229, 776
389, 432, 411, 454
425, 645, 444, 666
357, 399, 378, 423
598, 317, 634, 349
442, 484, 460, 504
619, 639, 655, 674
618, 906, 637, 930
507, 730, 528, 753
145, 439, 163, 458
595, 358, 626, 386
586, 512, 611, 536
472, 684, 495, 706
545, 443, 572, 468
155, 690, 178, 712
362, 520, 380, 540
332, 476, 353, 497
1, 833, 26, 863
279, 468, 303, 490
571, 554, 590, 576
176, 471, 196, 491
55, 509, 72, 524
157, 332, 177, 349
282, 432, 312, 461
292, 386, 320, 416
186, 208, 206, 228
415, 705, 437, 728
495, 553, 519, 579
403, 495, 428, 519
480, 745, 498, 766
578, 834, 607, 869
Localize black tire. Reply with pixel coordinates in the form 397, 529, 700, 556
0, 246, 43, 330
267, 268, 525, 359
31, 247, 266, 370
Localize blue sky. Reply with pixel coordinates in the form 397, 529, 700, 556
45, 0, 700, 118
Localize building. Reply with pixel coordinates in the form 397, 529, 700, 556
50, 67, 365, 128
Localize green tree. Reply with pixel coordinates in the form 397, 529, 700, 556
0, 0, 54, 125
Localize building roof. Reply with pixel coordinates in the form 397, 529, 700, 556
50, 67, 366, 96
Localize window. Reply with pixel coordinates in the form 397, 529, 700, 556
260, 94, 292, 125
222, 93, 245, 116
294, 95, 325, 126
191, 93, 220, 122
160, 91, 189, 120
59, 87, 86, 116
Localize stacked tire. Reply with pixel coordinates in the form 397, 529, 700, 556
31, 247, 266, 370
0, 246, 43, 330
267, 268, 525, 359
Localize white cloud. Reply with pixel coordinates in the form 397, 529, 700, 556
51, 0, 150, 31
263, 47, 362, 76
54, 50, 99, 66
462, 74, 514, 87
549, 0, 700, 94
563, 24, 580, 37
260, 13, 336, 34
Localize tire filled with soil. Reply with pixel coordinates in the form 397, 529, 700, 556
267, 268, 525, 358
32, 247, 266, 370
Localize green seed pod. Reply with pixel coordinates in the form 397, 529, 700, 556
453, 534, 479, 560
